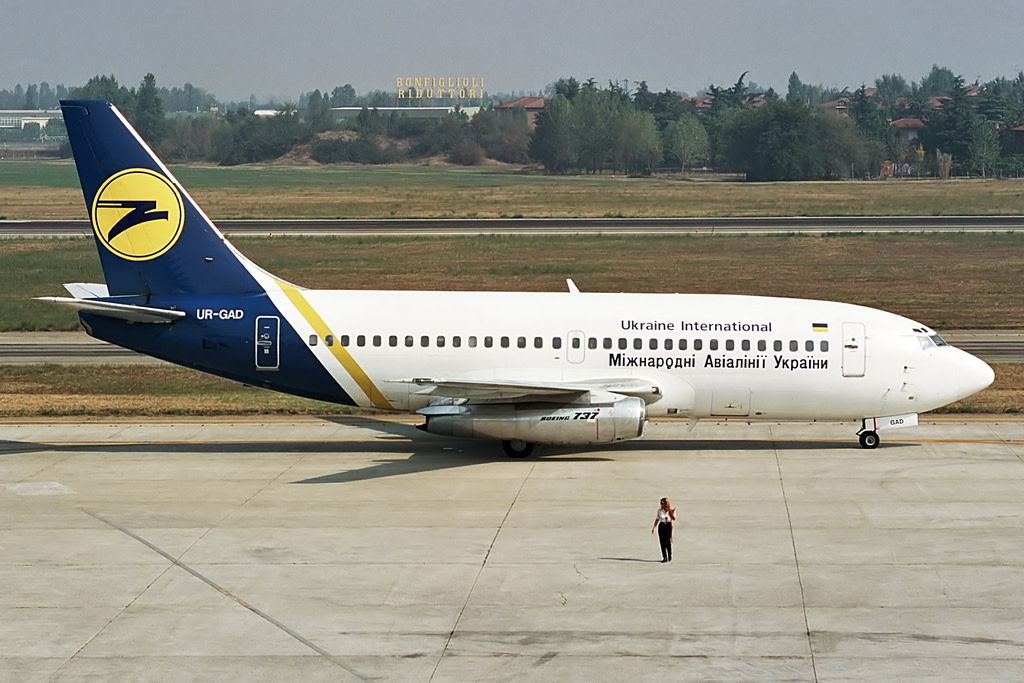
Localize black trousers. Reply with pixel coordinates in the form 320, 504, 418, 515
658, 522, 673, 560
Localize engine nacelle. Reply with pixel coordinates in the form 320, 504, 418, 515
420, 397, 646, 445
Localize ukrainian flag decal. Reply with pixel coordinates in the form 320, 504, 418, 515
812, 323, 829, 333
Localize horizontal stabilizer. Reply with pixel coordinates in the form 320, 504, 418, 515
34, 297, 186, 323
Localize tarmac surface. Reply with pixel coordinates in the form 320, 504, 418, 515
2, 416, 1023, 681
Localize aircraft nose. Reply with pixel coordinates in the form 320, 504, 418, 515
955, 349, 994, 400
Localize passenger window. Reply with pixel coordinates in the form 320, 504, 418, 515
789, 340, 798, 352
821, 340, 829, 352
517, 336, 526, 349
633, 338, 642, 350
757, 340, 766, 352
500, 336, 510, 348
679, 339, 687, 351
534, 337, 543, 349
726, 339, 735, 351
468, 336, 477, 348
649, 338, 658, 350
452, 336, 462, 348
484, 336, 493, 348
693, 339, 702, 351
741, 340, 750, 351
552, 337, 562, 349
571, 337, 581, 349
437, 336, 446, 348
372, 335, 381, 347
709, 339, 718, 351
603, 338, 612, 349
664, 339, 674, 351
405, 335, 414, 347
774, 340, 782, 352
618, 338, 627, 350
356, 335, 366, 347
588, 337, 598, 350
420, 335, 430, 347
308, 335, 318, 346
805, 340, 814, 352
388, 335, 398, 347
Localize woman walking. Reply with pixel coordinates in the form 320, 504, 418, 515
651, 497, 676, 562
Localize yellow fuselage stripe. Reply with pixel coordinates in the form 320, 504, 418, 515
276, 280, 394, 409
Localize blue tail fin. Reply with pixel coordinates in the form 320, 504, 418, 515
61, 100, 264, 297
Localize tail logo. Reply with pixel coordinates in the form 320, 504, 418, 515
91, 169, 185, 261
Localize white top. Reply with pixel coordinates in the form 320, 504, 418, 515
656, 508, 674, 524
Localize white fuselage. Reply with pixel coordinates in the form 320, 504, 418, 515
271, 288, 993, 421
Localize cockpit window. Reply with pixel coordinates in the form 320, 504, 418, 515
918, 334, 948, 350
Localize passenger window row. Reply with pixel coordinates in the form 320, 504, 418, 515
307, 334, 830, 353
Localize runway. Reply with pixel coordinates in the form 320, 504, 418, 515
2, 416, 1023, 680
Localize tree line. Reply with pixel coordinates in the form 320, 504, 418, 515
5, 66, 1024, 179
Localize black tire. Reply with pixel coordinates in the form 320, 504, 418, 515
859, 430, 880, 449
502, 440, 534, 458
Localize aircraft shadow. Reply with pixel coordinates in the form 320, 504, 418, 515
0, 427, 911, 485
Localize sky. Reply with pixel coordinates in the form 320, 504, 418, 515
3, 0, 1023, 103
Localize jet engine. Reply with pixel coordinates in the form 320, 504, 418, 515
418, 396, 646, 446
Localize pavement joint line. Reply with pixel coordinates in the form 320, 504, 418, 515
432, 460, 536, 678
770, 425, 818, 682
81, 509, 373, 681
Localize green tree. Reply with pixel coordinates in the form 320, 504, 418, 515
662, 114, 709, 170
72, 75, 135, 114
786, 72, 805, 104
613, 109, 660, 174
24, 84, 38, 109
968, 119, 1000, 177
134, 73, 165, 144
722, 100, 863, 181
921, 76, 975, 174
919, 65, 959, 97
470, 106, 530, 163
552, 77, 581, 101
330, 84, 357, 107
528, 94, 576, 172
305, 89, 332, 132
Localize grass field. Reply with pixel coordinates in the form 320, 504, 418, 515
4, 160, 1024, 219
9, 232, 1024, 331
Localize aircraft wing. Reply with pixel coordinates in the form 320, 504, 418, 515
398, 376, 661, 404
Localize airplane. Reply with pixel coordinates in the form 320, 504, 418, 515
38, 99, 994, 457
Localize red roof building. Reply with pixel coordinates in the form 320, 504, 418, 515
494, 96, 549, 129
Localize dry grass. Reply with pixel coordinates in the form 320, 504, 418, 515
5, 171, 1024, 219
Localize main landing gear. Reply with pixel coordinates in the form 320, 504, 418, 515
858, 430, 880, 449
502, 439, 535, 458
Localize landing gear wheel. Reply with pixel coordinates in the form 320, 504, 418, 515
858, 430, 880, 449
502, 440, 534, 458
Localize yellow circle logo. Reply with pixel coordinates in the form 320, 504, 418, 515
91, 169, 185, 261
